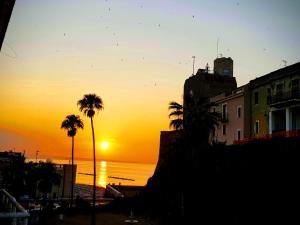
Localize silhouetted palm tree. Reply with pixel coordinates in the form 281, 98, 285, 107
184, 96, 220, 143
77, 94, 103, 225
61, 114, 84, 207
168, 97, 220, 142
168, 101, 183, 130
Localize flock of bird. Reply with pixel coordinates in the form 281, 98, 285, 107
0, 1, 288, 69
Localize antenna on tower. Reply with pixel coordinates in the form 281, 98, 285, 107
192, 56, 196, 75
217, 38, 220, 58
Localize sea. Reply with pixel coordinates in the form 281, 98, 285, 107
28, 159, 156, 187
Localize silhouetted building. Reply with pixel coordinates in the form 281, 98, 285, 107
34, 163, 77, 199
184, 57, 237, 100
52, 164, 77, 199
0, 0, 15, 50
214, 57, 234, 77
153, 131, 181, 174
0, 151, 23, 188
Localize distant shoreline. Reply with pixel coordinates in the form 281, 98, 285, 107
25, 158, 155, 187
26, 157, 157, 165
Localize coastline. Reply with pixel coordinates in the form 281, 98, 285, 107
25, 158, 156, 187
26, 157, 157, 165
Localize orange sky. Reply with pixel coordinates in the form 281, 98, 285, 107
0, 54, 183, 163
1, 0, 300, 163
0, 62, 182, 163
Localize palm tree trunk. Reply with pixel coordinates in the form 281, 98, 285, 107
71, 136, 74, 208
91, 117, 96, 225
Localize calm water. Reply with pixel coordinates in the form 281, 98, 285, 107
29, 159, 156, 187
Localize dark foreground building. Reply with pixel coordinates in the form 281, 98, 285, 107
0, 151, 23, 188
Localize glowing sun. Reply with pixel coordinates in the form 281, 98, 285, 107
100, 141, 109, 150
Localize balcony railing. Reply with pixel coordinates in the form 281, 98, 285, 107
269, 90, 300, 105
233, 130, 300, 145
0, 189, 29, 225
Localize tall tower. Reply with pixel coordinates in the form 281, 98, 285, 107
184, 57, 236, 100
214, 57, 233, 77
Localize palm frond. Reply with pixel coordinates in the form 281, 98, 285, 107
183, 95, 221, 141
168, 101, 183, 127
78, 93, 104, 118
169, 110, 183, 118
61, 114, 84, 136
169, 119, 183, 130
168, 101, 183, 110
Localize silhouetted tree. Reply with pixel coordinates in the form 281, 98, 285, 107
184, 96, 220, 144
77, 93, 103, 225
148, 96, 221, 224
168, 96, 220, 143
168, 101, 183, 130
61, 114, 84, 207
36, 161, 61, 201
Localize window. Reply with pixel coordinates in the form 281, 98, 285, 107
254, 92, 259, 104
223, 69, 229, 75
255, 120, 260, 134
222, 104, 227, 119
237, 130, 241, 140
222, 125, 226, 135
237, 106, 241, 118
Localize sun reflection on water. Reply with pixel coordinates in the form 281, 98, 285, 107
98, 161, 107, 187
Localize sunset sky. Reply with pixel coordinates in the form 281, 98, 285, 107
1, 0, 300, 163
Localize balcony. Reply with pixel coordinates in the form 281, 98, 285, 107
269, 90, 300, 107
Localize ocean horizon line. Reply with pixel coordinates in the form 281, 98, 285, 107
26, 156, 157, 165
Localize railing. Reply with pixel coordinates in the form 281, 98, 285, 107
0, 189, 29, 225
106, 185, 124, 198
233, 130, 300, 145
269, 90, 300, 105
